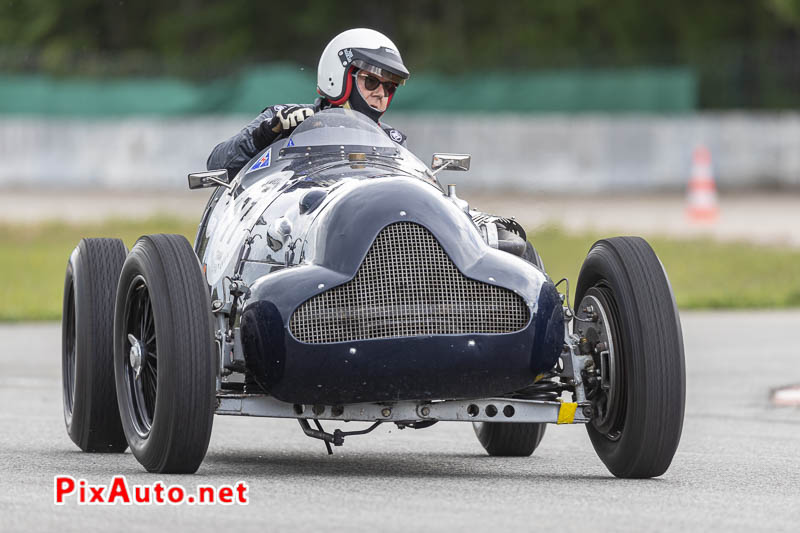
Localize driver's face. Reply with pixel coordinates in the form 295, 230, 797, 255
355, 71, 395, 112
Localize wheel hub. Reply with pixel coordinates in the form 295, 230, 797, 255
127, 334, 143, 379
575, 291, 621, 436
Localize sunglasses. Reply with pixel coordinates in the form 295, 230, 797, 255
358, 73, 398, 95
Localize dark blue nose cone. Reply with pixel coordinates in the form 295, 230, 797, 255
532, 281, 564, 373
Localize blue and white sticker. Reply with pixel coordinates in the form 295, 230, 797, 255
246, 148, 271, 174
286, 138, 295, 147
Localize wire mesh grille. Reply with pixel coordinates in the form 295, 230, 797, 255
290, 222, 529, 343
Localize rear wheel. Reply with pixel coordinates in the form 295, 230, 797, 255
473, 422, 546, 456
62, 238, 128, 452
114, 234, 216, 473
473, 240, 548, 457
575, 237, 685, 478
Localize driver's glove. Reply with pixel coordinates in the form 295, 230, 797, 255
274, 105, 315, 132
253, 105, 314, 150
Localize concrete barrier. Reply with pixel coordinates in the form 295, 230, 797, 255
2, 113, 799, 192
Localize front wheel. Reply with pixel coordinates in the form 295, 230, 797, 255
114, 234, 216, 473
575, 237, 685, 478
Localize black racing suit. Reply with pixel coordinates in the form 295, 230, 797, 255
207, 99, 408, 177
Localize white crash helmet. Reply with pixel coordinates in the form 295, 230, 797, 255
317, 28, 410, 106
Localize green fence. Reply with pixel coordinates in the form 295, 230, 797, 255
0, 65, 696, 115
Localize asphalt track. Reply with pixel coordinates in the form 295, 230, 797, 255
1, 312, 798, 532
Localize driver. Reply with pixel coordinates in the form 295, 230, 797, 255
207, 28, 410, 177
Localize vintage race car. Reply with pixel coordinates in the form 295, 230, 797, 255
61, 109, 685, 477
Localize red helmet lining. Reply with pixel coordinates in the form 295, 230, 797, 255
328, 66, 356, 106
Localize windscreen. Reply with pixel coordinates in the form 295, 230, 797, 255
288, 108, 395, 148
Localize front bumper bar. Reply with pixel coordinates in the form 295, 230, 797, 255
215, 392, 590, 425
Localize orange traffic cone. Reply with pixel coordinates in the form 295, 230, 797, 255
686, 145, 718, 222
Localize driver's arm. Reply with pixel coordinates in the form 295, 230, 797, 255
206, 105, 314, 177
381, 124, 408, 148
206, 108, 275, 178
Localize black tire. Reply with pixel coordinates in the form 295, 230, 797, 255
473, 422, 547, 457
61, 238, 128, 452
113, 234, 216, 473
473, 241, 547, 457
575, 237, 685, 478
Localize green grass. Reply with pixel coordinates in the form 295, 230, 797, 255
531, 226, 800, 310
0, 217, 197, 321
1, 218, 799, 321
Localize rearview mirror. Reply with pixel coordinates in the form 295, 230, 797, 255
188, 169, 230, 190
431, 153, 471, 173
